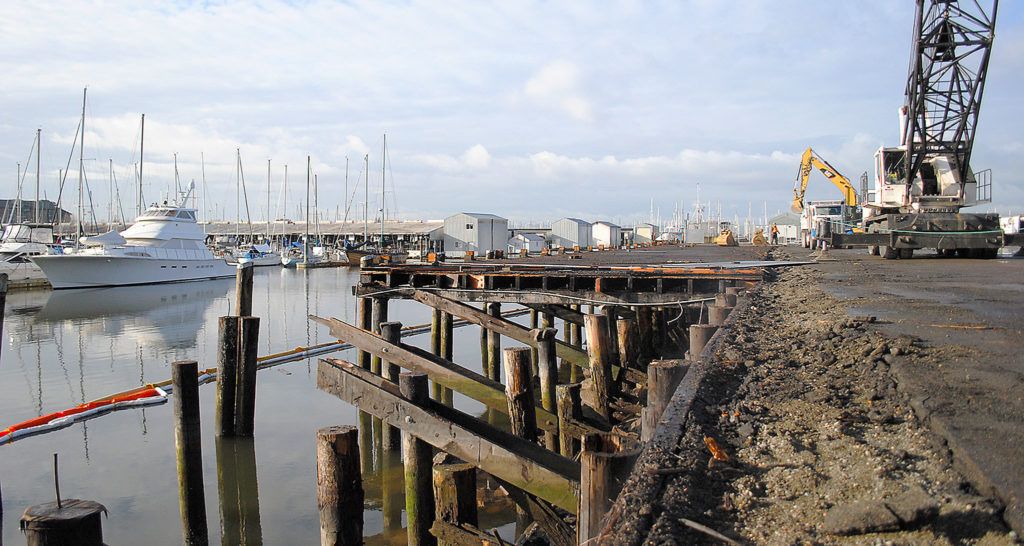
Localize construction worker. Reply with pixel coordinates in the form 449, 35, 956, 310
770, 223, 780, 245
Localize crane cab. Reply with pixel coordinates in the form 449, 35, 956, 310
868, 146, 983, 217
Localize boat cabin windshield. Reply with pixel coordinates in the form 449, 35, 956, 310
139, 209, 197, 221
1, 224, 54, 244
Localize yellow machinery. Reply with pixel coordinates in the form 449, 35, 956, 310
751, 229, 768, 246
715, 229, 738, 247
791, 147, 858, 213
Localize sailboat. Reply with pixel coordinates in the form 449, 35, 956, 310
374, 134, 407, 265
337, 154, 373, 266
232, 153, 280, 267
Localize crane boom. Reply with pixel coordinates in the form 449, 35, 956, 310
902, 0, 997, 186
791, 147, 858, 213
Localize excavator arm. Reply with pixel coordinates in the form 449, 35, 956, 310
791, 147, 858, 213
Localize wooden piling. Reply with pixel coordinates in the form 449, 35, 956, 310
0, 274, 7, 362
234, 261, 254, 317
578, 434, 609, 545
431, 455, 478, 546
636, 307, 654, 360
556, 384, 582, 458
400, 372, 436, 546
486, 302, 502, 383
533, 328, 559, 452
641, 360, 689, 441
716, 292, 737, 308
616, 317, 641, 370
503, 347, 538, 443
570, 305, 582, 382
430, 309, 443, 400
529, 308, 539, 375
20, 499, 107, 546
380, 321, 402, 451
316, 426, 363, 546
234, 316, 260, 437
440, 311, 454, 405
357, 297, 372, 370
478, 304, 488, 372
584, 313, 613, 420
708, 305, 731, 326
602, 305, 620, 365
172, 360, 209, 546
215, 316, 240, 437
370, 297, 389, 375
689, 324, 719, 358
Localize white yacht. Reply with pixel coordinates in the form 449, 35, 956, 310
32, 194, 236, 289
0, 223, 56, 285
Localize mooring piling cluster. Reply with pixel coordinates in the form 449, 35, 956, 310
313, 260, 760, 544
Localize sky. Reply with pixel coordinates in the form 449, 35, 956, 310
1, 1, 1022, 226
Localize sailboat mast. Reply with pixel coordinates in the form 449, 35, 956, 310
35, 128, 41, 223
236, 148, 241, 240
267, 159, 272, 243
138, 114, 144, 217
77, 87, 86, 248
381, 134, 386, 250
363, 154, 368, 246
305, 155, 311, 263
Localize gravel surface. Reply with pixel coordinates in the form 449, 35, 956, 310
630, 250, 1018, 545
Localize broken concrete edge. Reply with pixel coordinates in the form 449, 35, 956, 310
893, 359, 1023, 535
601, 281, 757, 545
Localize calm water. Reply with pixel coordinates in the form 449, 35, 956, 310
0, 267, 517, 544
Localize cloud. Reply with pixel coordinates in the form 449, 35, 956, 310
413, 144, 491, 172
523, 61, 594, 122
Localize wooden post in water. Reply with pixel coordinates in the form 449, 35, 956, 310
380, 321, 403, 451
636, 307, 654, 361
584, 313, 613, 420
503, 346, 537, 533
601, 305, 620, 365
485, 303, 501, 383
430, 309, 443, 400
234, 261, 254, 317
478, 304, 488, 373
20, 499, 107, 546
532, 328, 559, 452
316, 426, 363, 546
650, 307, 666, 356
172, 360, 209, 546
400, 372, 436, 546
234, 316, 260, 437
503, 347, 538, 443
641, 360, 689, 441
440, 311, 454, 405
370, 297, 389, 375
0, 273, 7, 362
357, 297, 372, 370
556, 384, 582, 458
570, 304, 582, 382
540, 310, 554, 330
616, 317, 641, 370
528, 308, 539, 375
578, 434, 609, 545
431, 455, 478, 546
216, 316, 240, 437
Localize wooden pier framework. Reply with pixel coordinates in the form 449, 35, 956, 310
314, 262, 762, 544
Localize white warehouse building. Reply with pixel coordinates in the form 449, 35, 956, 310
443, 212, 509, 257
592, 221, 621, 248
549, 218, 592, 248
507, 233, 546, 254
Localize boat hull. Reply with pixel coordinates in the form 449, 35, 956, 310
236, 254, 281, 267
32, 254, 237, 289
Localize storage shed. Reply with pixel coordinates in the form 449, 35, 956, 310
443, 212, 509, 257
634, 223, 658, 244
507, 233, 545, 254
550, 218, 592, 248
592, 221, 621, 248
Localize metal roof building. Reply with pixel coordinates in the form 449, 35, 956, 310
443, 212, 509, 257
592, 221, 621, 247
550, 218, 592, 248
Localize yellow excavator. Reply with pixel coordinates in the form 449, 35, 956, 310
790, 147, 858, 213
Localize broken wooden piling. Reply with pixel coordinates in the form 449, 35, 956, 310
584, 313, 613, 420
234, 261, 254, 317
215, 316, 240, 437
533, 327, 559, 452
400, 371, 437, 546
172, 360, 208, 545
430, 455, 478, 546
316, 426, 363, 546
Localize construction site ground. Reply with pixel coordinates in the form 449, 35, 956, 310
500, 244, 1022, 544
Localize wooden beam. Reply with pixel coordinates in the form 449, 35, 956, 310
409, 291, 646, 385
357, 286, 724, 305
317, 358, 580, 513
311, 315, 586, 437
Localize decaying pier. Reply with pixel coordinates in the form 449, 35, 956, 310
312, 260, 764, 544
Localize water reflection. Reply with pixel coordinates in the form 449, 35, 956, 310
216, 437, 264, 546
34, 280, 232, 348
